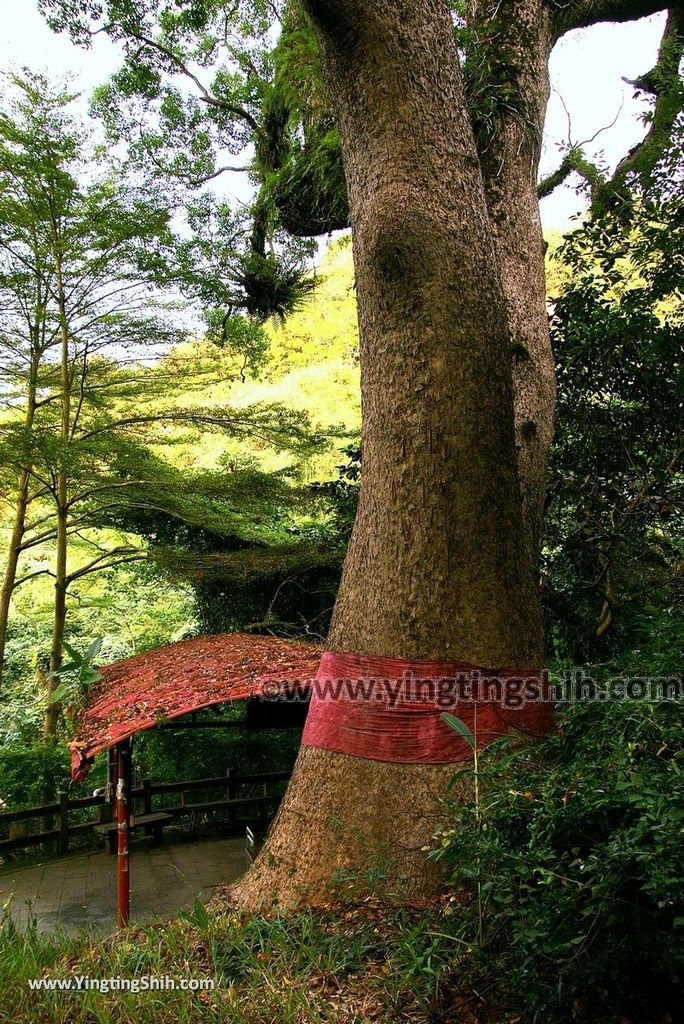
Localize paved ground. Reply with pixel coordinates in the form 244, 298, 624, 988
0, 835, 247, 935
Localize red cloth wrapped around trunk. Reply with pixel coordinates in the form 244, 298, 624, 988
302, 650, 554, 763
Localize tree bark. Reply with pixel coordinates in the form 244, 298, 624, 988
472, 0, 676, 559
468, 0, 558, 564
45, 253, 70, 738
0, 473, 33, 681
237, 0, 544, 909
0, 352, 39, 682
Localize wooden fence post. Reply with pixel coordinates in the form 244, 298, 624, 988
142, 778, 152, 815
58, 791, 69, 855
8, 820, 27, 853
143, 777, 152, 836
116, 740, 131, 928
226, 767, 237, 829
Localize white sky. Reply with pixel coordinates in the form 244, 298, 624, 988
0, 2, 668, 230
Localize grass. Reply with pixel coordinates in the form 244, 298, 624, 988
0, 893, 469, 1024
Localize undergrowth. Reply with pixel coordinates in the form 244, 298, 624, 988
0, 896, 465, 1024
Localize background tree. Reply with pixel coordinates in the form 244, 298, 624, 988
0, 72, 182, 707
544, 133, 683, 661
0, 72, 329, 733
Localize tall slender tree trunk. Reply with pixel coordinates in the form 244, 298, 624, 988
237, 0, 545, 908
0, 481, 30, 678
45, 254, 70, 738
0, 353, 39, 682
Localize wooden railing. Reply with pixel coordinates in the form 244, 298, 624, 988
0, 769, 291, 856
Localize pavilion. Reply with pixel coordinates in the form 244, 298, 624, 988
69, 633, 321, 926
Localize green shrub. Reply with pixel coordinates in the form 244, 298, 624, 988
431, 698, 684, 1023
0, 744, 71, 809
134, 705, 302, 784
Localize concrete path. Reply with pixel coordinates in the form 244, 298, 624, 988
0, 835, 246, 935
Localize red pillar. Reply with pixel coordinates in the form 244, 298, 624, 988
116, 739, 131, 928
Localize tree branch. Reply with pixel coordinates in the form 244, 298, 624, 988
606, 6, 684, 194
544, 7, 683, 212
538, 146, 607, 197
66, 479, 149, 510
12, 568, 55, 591
66, 549, 147, 583
128, 32, 260, 132
552, 0, 676, 39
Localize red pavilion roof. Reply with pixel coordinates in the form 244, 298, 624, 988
69, 633, 321, 780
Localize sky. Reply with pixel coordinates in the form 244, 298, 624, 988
0, 1, 668, 231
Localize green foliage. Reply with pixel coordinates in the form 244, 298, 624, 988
49, 638, 103, 712
265, 4, 328, 129
41, 0, 322, 323
544, 146, 683, 663
0, 148, 346, 738
0, 69, 337, 727
0, 560, 197, 744
239, 250, 315, 322
42, 0, 269, 173
174, 192, 317, 331
41, 0, 349, 255
451, 0, 531, 147
254, 8, 349, 237
441, 712, 476, 751
135, 709, 301, 785
178, 897, 210, 930
431, 698, 684, 1023
0, 70, 194, 698
150, 442, 360, 640
203, 311, 269, 371
212, 908, 374, 983
269, 128, 349, 237
0, 744, 71, 807
0, 906, 76, 1005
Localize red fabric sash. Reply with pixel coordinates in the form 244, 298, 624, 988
302, 650, 554, 763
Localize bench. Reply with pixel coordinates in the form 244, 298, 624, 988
94, 812, 173, 855
245, 825, 266, 864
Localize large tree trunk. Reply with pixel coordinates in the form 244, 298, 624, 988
237, 0, 545, 909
